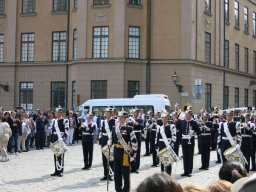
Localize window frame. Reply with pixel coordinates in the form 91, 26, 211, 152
225, 0, 229, 23
20, 33, 35, 62
128, 81, 140, 98
204, 0, 211, 14
205, 32, 211, 64
253, 51, 256, 75
74, 0, 77, 10
92, 26, 109, 59
0, 34, 4, 63
244, 6, 249, 32
51, 31, 67, 61
0, 0, 5, 15
93, 0, 109, 6
244, 47, 248, 73
253, 12, 256, 36
224, 40, 229, 68
128, 0, 141, 5
50, 81, 66, 109
235, 44, 240, 70
73, 29, 77, 60
224, 86, 229, 109
19, 82, 34, 111
52, 0, 67, 12
22, 0, 36, 14
91, 80, 107, 99
244, 89, 248, 107
128, 26, 140, 59
205, 83, 212, 112
253, 90, 256, 107
234, 87, 239, 108
234, 1, 240, 28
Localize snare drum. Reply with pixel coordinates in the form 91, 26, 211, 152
157, 147, 176, 167
224, 146, 246, 165
102, 145, 114, 162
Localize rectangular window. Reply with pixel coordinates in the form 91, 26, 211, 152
0, 0, 4, 15
225, 0, 229, 23
128, 81, 140, 98
128, 0, 141, 5
52, 31, 67, 61
22, 0, 36, 14
234, 87, 239, 108
19, 82, 33, 111
253, 12, 256, 36
224, 40, 229, 68
93, 27, 109, 59
91, 80, 107, 99
53, 0, 67, 12
244, 7, 249, 32
244, 47, 248, 73
244, 89, 248, 107
128, 27, 140, 59
74, 0, 77, 9
93, 0, 109, 5
224, 86, 229, 110
21, 33, 35, 62
234, 1, 239, 28
0, 34, 3, 63
254, 51, 256, 74
51, 82, 65, 108
253, 90, 256, 107
235, 44, 239, 70
205, 32, 211, 64
205, 83, 212, 112
72, 81, 76, 108
73, 29, 77, 60
205, 0, 211, 13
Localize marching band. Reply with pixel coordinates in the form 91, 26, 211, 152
46, 104, 256, 191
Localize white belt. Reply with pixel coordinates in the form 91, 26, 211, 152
159, 138, 171, 142
151, 129, 157, 131
242, 134, 251, 137
222, 137, 235, 140
253, 132, 256, 135
182, 134, 192, 139
102, 133, 108, 136
133, 130, 141, 133
82, 133, 94, 135
201, 133, 211, 136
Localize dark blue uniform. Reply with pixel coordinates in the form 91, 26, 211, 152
241, 122, 253, 172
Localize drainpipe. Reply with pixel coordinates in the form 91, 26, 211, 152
65, 0, 71, 110
223, 0, 226, 109
146, 0, 152, 94
195, 0, 198, 60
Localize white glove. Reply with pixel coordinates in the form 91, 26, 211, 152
236, 144, 240, 150
167, 145, 172, 151
58, 138, 63, 143
146, 123, 149, 127
107, 139, 112, 146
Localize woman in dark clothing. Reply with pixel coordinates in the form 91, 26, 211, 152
7, 112, 21, 154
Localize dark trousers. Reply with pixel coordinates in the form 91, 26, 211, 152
73, 128, 79, 143
7, 132, 18, 153
54, 154, 64, 175
241, 139, 251, 173
30, 133, 35, 148
145, 134, 150, 155
102, 152, 114, 177
198, 136, 201, 154
251, 137, 256, 170
150, 138, 159, 165
211, 132, 216, 150
182, 144, 195, 174
131, 133, 141, 171
82, 139, 93, 167
174, 141, 180, 157
35, 132, 45, 149
114, 148, 130, 192
161, 163, 172, 175
25, 133, 31, 150
201, 142, 211, 168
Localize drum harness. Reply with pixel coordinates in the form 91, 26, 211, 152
223, 122, 248, 165
53, 119, 67, 171
159, 125, 179, 172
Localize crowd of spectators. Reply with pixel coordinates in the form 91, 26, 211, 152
136, 161, 255, 192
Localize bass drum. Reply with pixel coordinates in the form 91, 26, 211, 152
157, 147, 178, 167
224, 146, 247, 165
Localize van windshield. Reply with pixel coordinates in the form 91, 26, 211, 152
92, 105, 154, 115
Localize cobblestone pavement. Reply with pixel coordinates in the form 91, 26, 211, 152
0, 140, 222, 192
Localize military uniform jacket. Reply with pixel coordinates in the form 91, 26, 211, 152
217, 121, 242, 148
181, 119, 201, 145
241, 122, 254, 145
156, 124, 177, 150
148, 119, 157, 140
50, 118, 68, 143
99, 118, 115, 146
200, 121, 213, 143
175, 119, 182, 144
133, 117, 144, 134
112, 123, 138, 153
80, 122, 96, 143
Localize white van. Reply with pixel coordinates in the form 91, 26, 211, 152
77, 96, 171, 114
